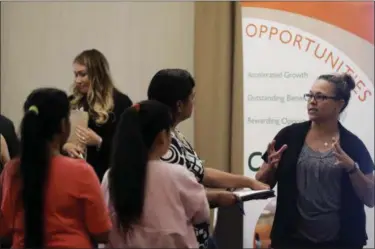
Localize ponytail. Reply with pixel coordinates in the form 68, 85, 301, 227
12, 88, 70, 248
19, 108, 49, 248
109, 107, 148, 235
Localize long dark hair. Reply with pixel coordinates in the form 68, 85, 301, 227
108, 100, 173, 235
19, 88, 70, 248
147, 69, 195, 122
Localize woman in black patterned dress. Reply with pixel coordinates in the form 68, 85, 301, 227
147, 69, 270, 249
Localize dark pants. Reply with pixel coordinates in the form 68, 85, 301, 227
207, 237, 218, 249
0, 238, 12, 248
274, 238, 363, 249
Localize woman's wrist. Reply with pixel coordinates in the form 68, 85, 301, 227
206, 189, 219, 207
265, 162, 277, 172
346, 162, 359, 174
96, 137, 103, 150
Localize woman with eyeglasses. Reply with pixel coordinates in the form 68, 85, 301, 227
256, 73, 374, 249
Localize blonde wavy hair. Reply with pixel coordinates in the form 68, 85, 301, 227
70, 49, 114, 125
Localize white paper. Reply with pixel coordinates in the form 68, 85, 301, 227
233, 188, 273, 198
68, 109, 89, 145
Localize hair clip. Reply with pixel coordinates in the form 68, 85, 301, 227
28, 105, 39, 115
132, 103, 140, 112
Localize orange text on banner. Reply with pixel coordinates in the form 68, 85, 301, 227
244, 22, 372, 102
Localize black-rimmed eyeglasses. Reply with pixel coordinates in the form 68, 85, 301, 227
303, 93, 339, 102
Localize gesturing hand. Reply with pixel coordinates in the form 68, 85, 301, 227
332, 139, 355, 171
267, 140, 288, 169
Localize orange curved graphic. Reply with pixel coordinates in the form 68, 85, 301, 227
240, 2, 374, 45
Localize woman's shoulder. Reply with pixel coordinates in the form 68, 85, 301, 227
53, 156, 92, 172
339, 125, 369, 153
283, 121, 310, 132
0, 115, 13, 127
172, 130, 192, 146
53, 156, 102, 183
339, 124, 363, 143
275, 121, 310, 138
170, 130, 182, 144
151, 160, 196, 180
113, 88, 132, 107
165, 162, 200, 187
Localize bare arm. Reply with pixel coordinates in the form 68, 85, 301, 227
205, 189, 238, 208
203, 168, 269, 190
255, 141, 288, 188
349, 170, 374, 207
206, 189, 230, 204
0, 135, 10, 165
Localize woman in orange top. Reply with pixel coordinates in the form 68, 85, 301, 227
0, 134, 10, 170
0, 88, 112, 248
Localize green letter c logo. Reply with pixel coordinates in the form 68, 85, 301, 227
248, 151, 262, 172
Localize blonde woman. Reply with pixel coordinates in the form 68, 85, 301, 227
0, 134, 10, 170
63, 49, 132, 181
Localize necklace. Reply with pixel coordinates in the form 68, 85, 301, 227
324, 136, 338, 147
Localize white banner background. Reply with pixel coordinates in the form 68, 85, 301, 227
242, 17, 374, 248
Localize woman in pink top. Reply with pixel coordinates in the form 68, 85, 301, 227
101, 100, 210, 248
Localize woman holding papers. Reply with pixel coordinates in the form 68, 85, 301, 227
147, 69, 269, 249
101, 100, 210, 248
63, 49, 132, 181
256, 73, 374, 249
0, 88, 111, 248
